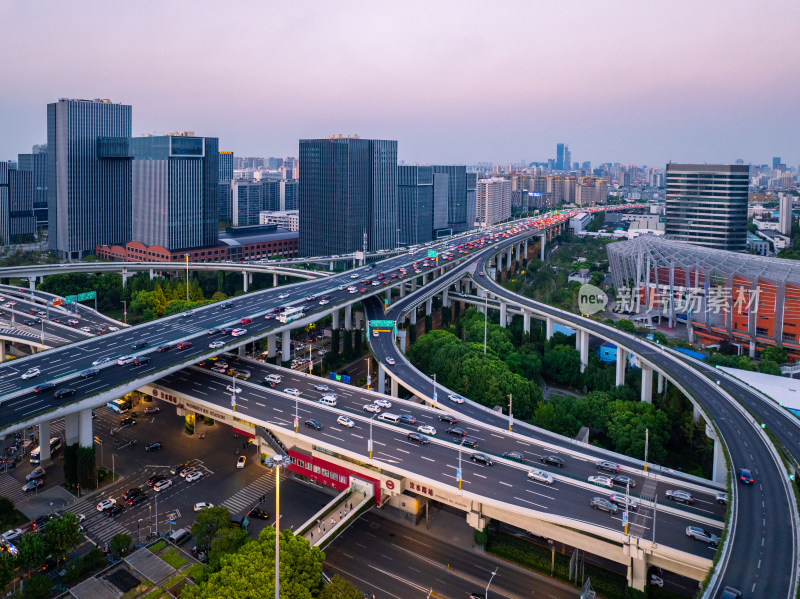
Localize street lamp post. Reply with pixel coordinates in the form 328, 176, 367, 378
644, 427, 649, 473
368, 413, 377, 459
121, 300, 127, 325
366, 356, 371, 391
432, 373, 437, 409
457, 439, 463, 490
185, 254, 190, 301
485, 566, 498, 598
294, 396, 298, 433
508, 394, 512, 432
264, 455, 290, 599
483, 290, 488, 355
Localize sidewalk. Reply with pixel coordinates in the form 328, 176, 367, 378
300, 490, 369, 546
18, 485, 78, 519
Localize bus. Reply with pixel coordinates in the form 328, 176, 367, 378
106, 399, 128, 414
30, 437, 62, 464
278, 306, 304, 324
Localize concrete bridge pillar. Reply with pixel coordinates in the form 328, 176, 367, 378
523, 239, 528, 259
378, 363, 386, 395
506, 247, 512, 272
281, 330, 291, 363
149, 269, 155, 281
332, 309, 340, 330
693, 403, 702, 424
410, 307, 417, 326
749, 340, 756, 358
345, 304, 353, 330
267, 333, 276, 359
390, 376, 398, 398
657, 372, 664, 394
273, 273, 278, 287
545, 316, 553, 340
625, 539, 648, 591
615, 348, 627, 386
397, 330, 407, 354
65, 412, 80, 446
238, 345, 245, 357
399, 282, 406, 298
425, 298, 432, 316
522, 311, 530, 336
640, 366, 653, 403
0, 341, 5, 363
38, 420, 51, 463
79, 408, 93, 448
243, 271, 249, 292
411, 278, 417, 292
705, 424, 728, 485
329, 260, 335, 271
577, 330, 589, 373
539, 234, 546, 261
421, 273, 428, 286
687, 323, 694, 343
499, 301, 508, 328
29, 277, 35, 291
442, 289, 450, 308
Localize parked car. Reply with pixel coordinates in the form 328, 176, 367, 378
237, 456, 246, 469
144, 442, 162, 452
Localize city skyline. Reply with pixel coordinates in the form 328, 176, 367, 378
1, 1, 798, 167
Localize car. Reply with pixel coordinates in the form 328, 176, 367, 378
209, 340, 225, 349
319, 299, 329, 305
284, 387, 301, 396
438, 414, 457, 424
92, 356, 112, 366
177, 341, 193, 350
385, 357, 396, 365
478, 272, 484, 276
611, 475, 637, 488
527, 469, 554, 484
122, 487, 143, 500
183, 310, 195, 318
54, 388, 76, 399
146, 475, 161, 486
25, 467, 46, 482
448, 393, 465, 404
337, 415, 355, 428
106, 505, 125, 518
248, 508, 270, 520
469, 594, 486, 599
179, 466, 194, 477
144, 442, 162, 452
685, 526, 719, 546
32, 382, 55, 393
226, 384, 242, 394
373, 398, 392, 408
21, 368, 40, 380
96, 498, 116, 511
446, 426, 467, 436
231, 328, 247, 337
461, 437, 479, 448
588, 475, 614, 488
31, 514, 54, 531
220, 302, 233, 310
134, 356, 151, 366
80, 326, 92, 332
666, 489, 695, 504
407, 432, 430, 445
108, 326, 119, 332
67, 319, 79, 326
278, 293, 289, 299
1, 528, 24, 543
590, 497, 618, 514
153, 479, 172, 492
416, 425, 436, 436
236, 456, 246, 469
305, 419, 323, 431
194, 502, 214, 512
719, 587, 743, 599
170, 462, 190, 475
117, 355, 136, 365
128, 493, 148, 506
186, 470, 204, 482
132, 340, 148, 350
398, 414, 417, 425
470, 453, 493, 465
716, 492, 728, 505
157, 343, 173, 351
595, 460, 620, 473
739, 468, 754, 484
144, 406, 160, 414
495, 451, 523, 463
240, 317, 253, 324
120, 416, 136, 426
540, 455, 565, 468
313, 384, 330, 391
609, 493, 639, 511
372, 330, 379, 336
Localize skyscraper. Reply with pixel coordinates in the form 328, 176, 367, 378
0, 162, 36, 245
17, 145, 48, 230
262, 179, 299, 212
398, 165, 434, 245
218, 151, 234, 223
126, 134, 219, 251
232, 179, 262, 227
431, 165, 471, 233
556, 143, 565, 170
475, 177, 512, 225
664, 163, 749, 252
47, 98, 132, 259
299, 137, 397, 256
780, 194, 793, 236
773, 156, 782, 170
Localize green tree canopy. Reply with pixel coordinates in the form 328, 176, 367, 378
317, 574, 363, 599
42, 512, 82, 559
191, 506, 232, 552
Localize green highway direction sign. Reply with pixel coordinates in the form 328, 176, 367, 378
63, 295, 76, 304
370, 320, 395, 328
427, 250, 437, 258
77, 291, 96, 301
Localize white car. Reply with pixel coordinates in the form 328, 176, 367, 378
108, 326, 119, 332
117, 355, 136, 365
319, 299, 329, 305
185, 470, 204, 482
417, 425, 436, 435
349, 288, 359, 294
92, 357, 112, 366
314, 384, 330, 391
193, 502, 214, 511
527, 469, 554, 485
350, 274, 358, 278
373, 398, 392, 408
209, 340, 225, 349
237, 456, 246, 469
1, 528, 23, 542
278, 293, 289, 299
231, 328, 247, 337
337, 415, 354, 428
183, 310, 195, 318
96, 498, 116, 511
385, 357, 395, 365
154, 479, 172, 492
81, 326, 92, 332
371, 281, 380, 286
284, 388, 301, 396
21, 368, 40, 380
338, 285, 345, 291
226, 384, 241, 394
363, 403, 381, 414
448, 394, 465, 404
588, 475, 614, 488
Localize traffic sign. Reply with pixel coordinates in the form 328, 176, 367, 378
456, 467, 462, 481
370, 320, 395, 328
622, 512, 628, 525
63, 295, 76, 304
427, 250, 437, 258
51, 299, 62, 306
77, 291, 96, 301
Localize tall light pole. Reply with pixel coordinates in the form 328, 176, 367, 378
264, 455, 290, 599
644, 428, 649, 473
294, 395, 298, 433
121, 300, 127, 325
184, 254, 190, 301
432, 373, 438, 409
457, 439, 463, 490
485, 566, 498, 598
624, 480, 631, 536
507, 394, 512, 432
483, 290, 489, 355
368, 413, 376, 459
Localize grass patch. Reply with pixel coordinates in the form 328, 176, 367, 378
164, 573, 187, 588
143, 589, 164, 599
121, 580, 154, 599
149, 540, 166, 553
185, 563, 204, 580
161, 549, 187, 569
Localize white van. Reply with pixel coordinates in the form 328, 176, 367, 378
264, 374, 282, 385
168, 528, 192, 546
319, 396, 337, 407
378, 413, 400, 424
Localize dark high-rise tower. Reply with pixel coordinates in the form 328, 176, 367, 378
556, 143, 566, 170
47, 98, 132, 259
299, 137, 397, 257
17, 145, 48, 230
398, 165, 434, 245
665, 163, 749, 252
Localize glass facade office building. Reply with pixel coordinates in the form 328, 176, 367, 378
398, 165, 434, 245
47, 98, 132, 259
17, 147, 48, 229
299, 137, 397, 257
665, 164, 750, 252
0, 162, 36, 245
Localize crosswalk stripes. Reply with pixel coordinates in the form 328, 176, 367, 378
220, 472, 278, 514
0, 472, 28, 504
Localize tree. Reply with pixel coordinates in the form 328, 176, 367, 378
614, 319, 636, 333
109, 533, 132, 559
542, 344, 582, 387
43, 512, 82, 559
0, 496, 15, 524
76, 446, 96, 490
207, 528, 248, 571
16, 532, 49, 575
318, 574, 363, 599
759, 360, 782, 376
22, 573, 52, 599
761, 346, 788, 365
191, 506, 232, 552
63, 443, 78, 486
0, 552, 14, 588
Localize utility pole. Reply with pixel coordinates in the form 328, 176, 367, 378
644, 428, 649, 473
508, 394, 512, 432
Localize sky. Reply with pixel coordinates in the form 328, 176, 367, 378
1, 0, 798, 167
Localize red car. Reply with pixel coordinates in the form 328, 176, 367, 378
240, 317, 252, 324
177, 341, 192, 350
